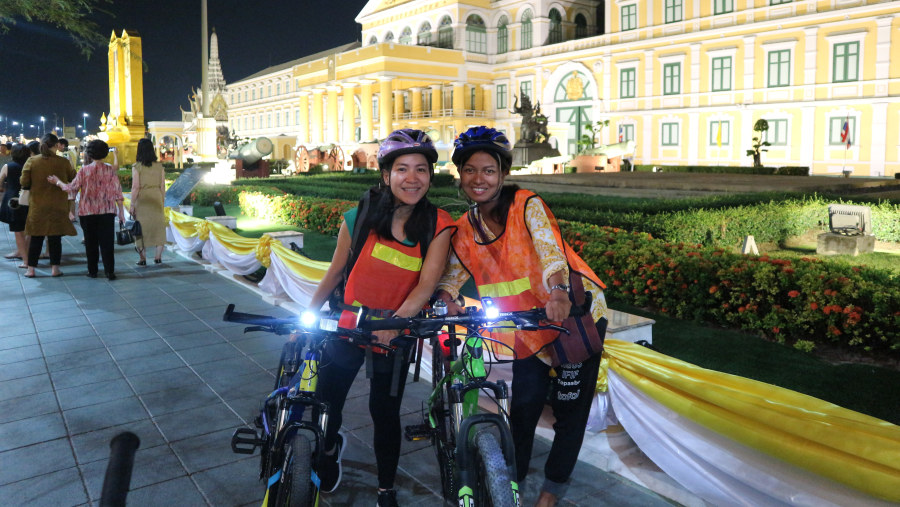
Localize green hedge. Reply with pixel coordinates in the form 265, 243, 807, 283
561, 223, 900, 354
239, 191, 354, 235
633, 164, 809, 175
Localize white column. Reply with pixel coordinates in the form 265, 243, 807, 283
743, 35, 755, 104
874, 16, 892, 97
687, 112, 698, 164
871, 102, 888, 176
690, 43, 701, 108
802, 28, 817, 101
800, 105, 815, 170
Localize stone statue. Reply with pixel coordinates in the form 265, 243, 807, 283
189, 87, 203, 118
511, 95, 550, 144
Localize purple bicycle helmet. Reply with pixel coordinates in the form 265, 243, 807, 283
377, 129, 438, 171
451, 126, 512, 170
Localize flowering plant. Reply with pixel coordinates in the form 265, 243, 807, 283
561, 221, 900, 354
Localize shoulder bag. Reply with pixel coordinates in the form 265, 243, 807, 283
116, 220, 135, 245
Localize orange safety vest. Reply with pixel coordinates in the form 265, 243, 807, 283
452, 190, 605, 359
338, 209, 454, 332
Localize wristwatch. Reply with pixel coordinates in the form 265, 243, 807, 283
550, 283, 570, 293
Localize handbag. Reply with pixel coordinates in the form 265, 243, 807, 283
116, 221, 135, 245
128, 219, 142, 237
546, 270, 607, 367
16, 189, 29, 207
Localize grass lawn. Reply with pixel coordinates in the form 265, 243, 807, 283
190, 206, 899, 425
761, 234, 900, 274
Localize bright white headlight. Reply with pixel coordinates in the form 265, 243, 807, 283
300, 311, 318, 327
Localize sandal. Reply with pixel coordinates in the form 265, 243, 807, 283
136, 259, 147, 266
24, 272, 35, 278
4, 253, 21, 259
154, 258, 162, 264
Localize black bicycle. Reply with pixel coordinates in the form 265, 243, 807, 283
225, 304, 396, 507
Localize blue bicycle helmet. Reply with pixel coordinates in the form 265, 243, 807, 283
451, 126, 512, 171
377, 129, 438, 171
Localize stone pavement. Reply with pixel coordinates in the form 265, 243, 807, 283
0, 227, 675, 507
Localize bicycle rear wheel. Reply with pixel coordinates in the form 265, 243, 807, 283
472, 431, 516, 507
274, 433, 314, 507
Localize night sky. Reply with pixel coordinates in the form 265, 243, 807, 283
0, 0, 368, 137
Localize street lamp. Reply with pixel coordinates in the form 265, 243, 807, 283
83, 113, 89, 132
40, 116, 45, 136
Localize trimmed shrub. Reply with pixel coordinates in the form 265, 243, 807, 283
239, 191, 353, 236
561, 222, 900, 354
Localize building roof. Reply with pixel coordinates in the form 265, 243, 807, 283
230, 41, 362, 84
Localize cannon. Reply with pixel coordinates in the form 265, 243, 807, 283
229, 137, 274, 178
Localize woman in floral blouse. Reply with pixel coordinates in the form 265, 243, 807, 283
49, 140, 125, 280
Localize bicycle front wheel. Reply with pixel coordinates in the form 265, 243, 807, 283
274, 433, 314, 507
472, 431, 516, 507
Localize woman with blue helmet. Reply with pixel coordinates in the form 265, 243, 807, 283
437, 126, 609, 507
306, 128, 454, 506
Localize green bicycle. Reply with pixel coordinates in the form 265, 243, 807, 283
364, 298, 574, 507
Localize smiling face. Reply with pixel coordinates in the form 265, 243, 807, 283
459, 151, 504, 205
384, 153, 431, 206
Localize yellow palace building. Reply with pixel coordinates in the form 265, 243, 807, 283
225, 0, 900, 177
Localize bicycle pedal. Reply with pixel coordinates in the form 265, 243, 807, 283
404, 424, 434, 441
231, 427, 264, 454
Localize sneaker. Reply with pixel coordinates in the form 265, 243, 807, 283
376, 489, 398, 507
318, 430, 346, 493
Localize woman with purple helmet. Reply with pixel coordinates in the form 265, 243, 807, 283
306, 129, 454, 506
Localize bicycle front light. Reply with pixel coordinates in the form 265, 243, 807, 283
482, 297, 500, 320
299, 311, 318, 328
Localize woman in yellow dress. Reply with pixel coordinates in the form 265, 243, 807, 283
131, 138, 167, 265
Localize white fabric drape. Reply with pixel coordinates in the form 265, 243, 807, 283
168, 224, 204, 252
202, 234, 261, 275
607, 370, 893, 507
258, 253, 322, 309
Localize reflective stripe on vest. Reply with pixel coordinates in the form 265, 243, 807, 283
477, 277, 531, 299
371, 243, 423, 272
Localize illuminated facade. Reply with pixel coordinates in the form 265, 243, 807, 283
225, 0, 900, 176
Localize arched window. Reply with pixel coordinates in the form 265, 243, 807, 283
497, 16, 508, 54
399, 27, 412, 44
384, 31, 394, 42
418, 22, 432, 45
466, 15, 486, 54
438, 15, 453, 49
368, 35, 378, 45
575, 14, 587, 39
521, 10, 533, 50
548, 9, 562, 44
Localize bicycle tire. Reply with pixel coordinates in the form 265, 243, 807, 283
431, 338, 456, 502
275, 433, 314, 507
472, 431, 516, 507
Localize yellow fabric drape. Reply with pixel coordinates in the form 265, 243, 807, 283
605, 339, 900, 502
255, 235, 274, 268
269, 242, 329, 282
166, 208, 204, 238
206, 221, 258, 255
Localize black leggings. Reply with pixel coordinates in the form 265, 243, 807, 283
509, 321, 606, 486
316, 339, 411, 490
27, 236, 61, 267
80, 214, 116, 275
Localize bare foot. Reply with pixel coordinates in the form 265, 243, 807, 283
535, 491, 558, 507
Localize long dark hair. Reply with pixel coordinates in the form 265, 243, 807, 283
135, 138, 157, 167
365, 186, 437, 247
39, 133, 58, 157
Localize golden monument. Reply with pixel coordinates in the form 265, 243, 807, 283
99, 29, 145, 164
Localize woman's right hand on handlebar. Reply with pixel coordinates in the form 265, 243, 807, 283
435, 290, 464, 316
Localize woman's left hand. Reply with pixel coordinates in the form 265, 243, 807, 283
47, 175, 60, 185
373, 329, 400, 348
545, 290, 572, 322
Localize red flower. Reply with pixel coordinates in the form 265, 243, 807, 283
772, 326, 780, 334
738, 306, 746, 313
788, 290, 800, 298
829, 326, 842, 336
613, 280, 622, 286
783, 268, 795, 274
709, 286, 719, 294
810, 302, 819, 310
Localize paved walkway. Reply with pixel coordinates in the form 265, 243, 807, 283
0, 227, 673, 506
